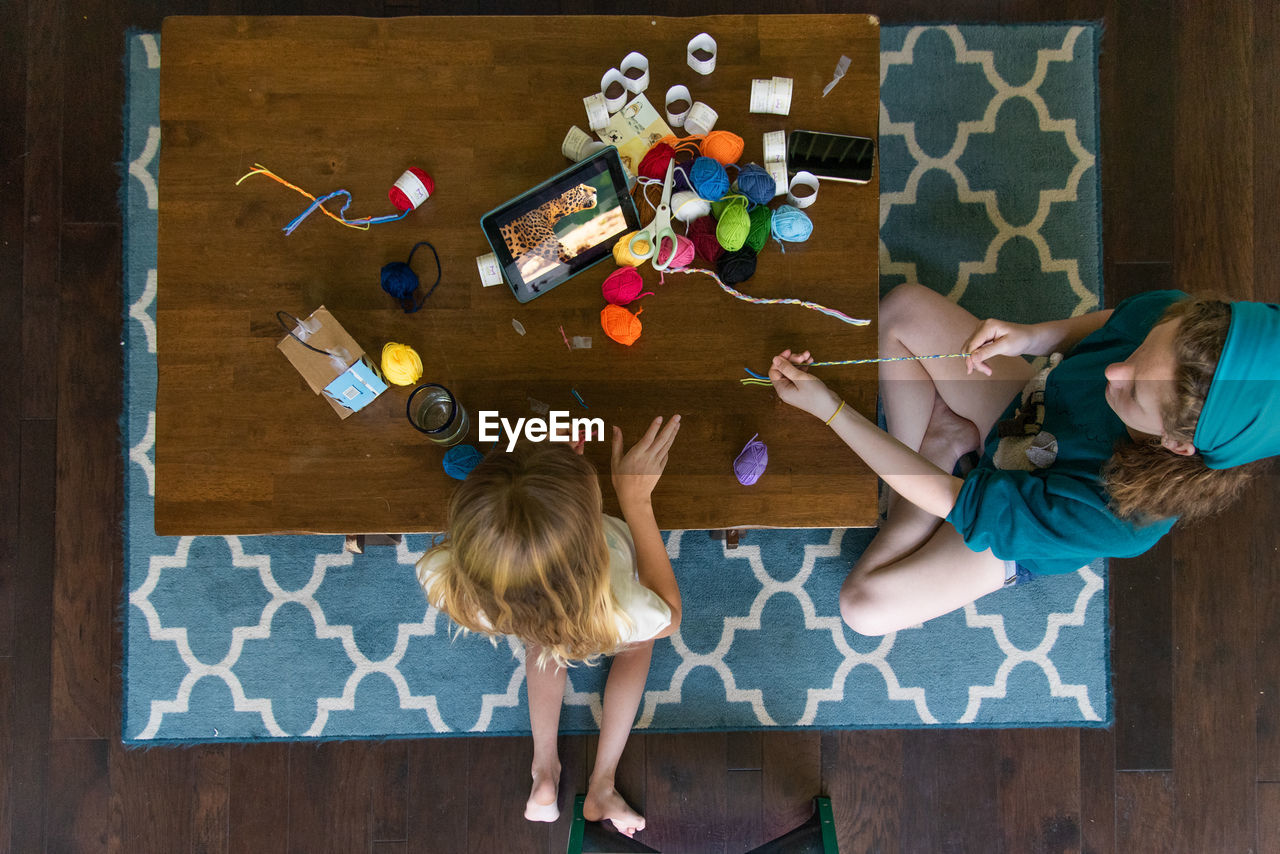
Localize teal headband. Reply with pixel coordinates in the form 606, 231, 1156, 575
1194, 301, 1280, 469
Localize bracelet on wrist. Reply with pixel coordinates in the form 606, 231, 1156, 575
824, 399, 846, 426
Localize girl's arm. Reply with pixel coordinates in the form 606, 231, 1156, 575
964, 310, 1113, 375
612, 417, 683, 636
769, 353, 961, 519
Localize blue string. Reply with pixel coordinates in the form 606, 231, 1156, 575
283, 189, 411, 235
743, 367, 768, 379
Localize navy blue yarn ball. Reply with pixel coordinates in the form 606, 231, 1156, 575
381, 262, 419, 300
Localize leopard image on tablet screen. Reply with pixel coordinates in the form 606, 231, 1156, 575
499, 183, 599, 283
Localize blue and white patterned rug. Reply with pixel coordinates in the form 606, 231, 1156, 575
123, 24, 1107, 743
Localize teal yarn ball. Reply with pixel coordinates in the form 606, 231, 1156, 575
690, 156, 730, 201
443, 444, 485, 480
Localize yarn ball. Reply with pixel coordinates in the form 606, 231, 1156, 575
717, 247, 758, 284
657, 234, 696, 270
690, 156, 730, 201
380, 261, 419, 302
716, 203, 750, 252
601, 304, 644, 346
602, 267, 652, 305
380, 342, 423, 386
701, 130, 745, 166
745, 205, 773, 253
670, 190, 712, 223
443, 444, 485, 481
735, 163, 777, 205
638, 142, 677, 181
688, 216, 723, 264
388, 167, 434, 211
672, 162, 694, 193
734, 434, 768, 486
770, 204, 814, 245
613, 231, 645, 267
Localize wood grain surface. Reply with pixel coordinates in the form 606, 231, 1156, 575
155, 14, 882, 535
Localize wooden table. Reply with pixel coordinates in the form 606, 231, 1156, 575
156, 14, 881, 535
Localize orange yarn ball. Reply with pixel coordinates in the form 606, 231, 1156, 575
601, 304, 644, 346
701, 130, 745, 166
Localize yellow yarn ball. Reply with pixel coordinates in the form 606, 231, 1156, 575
613, 231, 646, 267
381, 342, 423, 386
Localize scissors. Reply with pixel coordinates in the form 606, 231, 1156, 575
628, 159, 680, 271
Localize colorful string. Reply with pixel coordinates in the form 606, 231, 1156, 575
665, 267, 870, 327
739, 353, 970, 385
571, 388, 589, 409
236, 163, 410, 235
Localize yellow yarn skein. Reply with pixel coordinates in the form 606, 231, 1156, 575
613, 231, 646, 267
381, 342, 423, 386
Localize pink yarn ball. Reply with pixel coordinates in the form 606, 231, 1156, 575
602, 267, 653, 306
656, 234, 696, 270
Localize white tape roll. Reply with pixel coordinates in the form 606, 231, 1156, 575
583, 92, 609, 131
762, 130, 786, 163
750, 77, 793, 116
562, 126, 606, 162
684, 101, 718, 136
766, 162, 789, 198
787, 171, 820, 209
687, 33, 717, 75
620, 51, 650, 94
665, 85, 692, 128
476, 253, 504, 287
601, 68, 629, 113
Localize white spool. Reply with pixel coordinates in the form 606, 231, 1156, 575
684, 101, 719, 136
787, 171, 820, 209
687, 33, 717, 75
620, 51, 650, 93
750, 77, 793, 116
476, 253, 503, 287
583, 92, 609, 131
665, 85, 692, 128
600, 68, 629, 113
562, 126, 606, 162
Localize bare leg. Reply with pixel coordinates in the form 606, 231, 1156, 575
524, 645, 566, 823
583, 640, 653, 837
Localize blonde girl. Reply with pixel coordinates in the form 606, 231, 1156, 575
416, 416, 682, 837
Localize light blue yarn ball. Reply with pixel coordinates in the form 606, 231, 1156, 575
690, 156, 730, 202
770, 204, 814, 243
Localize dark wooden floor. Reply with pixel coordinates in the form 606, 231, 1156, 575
4, 0, 1277, 851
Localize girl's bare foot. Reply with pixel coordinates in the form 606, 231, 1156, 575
918, 394, 981, 473
524, 764, 560, 823
583, 782, 646, 837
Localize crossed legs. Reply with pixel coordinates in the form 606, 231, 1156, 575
839, 284, 1037, 635
524, 640, 653, 837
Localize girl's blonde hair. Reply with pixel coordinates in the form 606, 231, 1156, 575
421, 443, 629, 667
1104, 297, 1267, 521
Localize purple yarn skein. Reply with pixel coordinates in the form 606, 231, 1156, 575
734, 433, 768, 486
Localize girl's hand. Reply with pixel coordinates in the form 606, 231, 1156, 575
769, 349, 842, 421
611, 415, 681, 509
962, 318, 1036, 376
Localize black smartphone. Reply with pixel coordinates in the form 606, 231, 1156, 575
786, 130, 875, 184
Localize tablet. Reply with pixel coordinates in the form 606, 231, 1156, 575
480, 147, 641, 302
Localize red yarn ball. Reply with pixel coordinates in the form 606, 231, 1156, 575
689, 216, 723, 264
388, 167, 435, 211
638, 143, 677, 181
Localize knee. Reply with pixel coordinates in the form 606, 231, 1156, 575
838, 574, 897, 637
878, 283, 933, 341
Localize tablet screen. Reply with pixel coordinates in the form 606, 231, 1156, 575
481, 148, 639, 302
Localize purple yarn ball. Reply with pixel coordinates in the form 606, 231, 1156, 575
734, 434, 768, 486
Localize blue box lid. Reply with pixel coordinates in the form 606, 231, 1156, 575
323, 359, 388, 412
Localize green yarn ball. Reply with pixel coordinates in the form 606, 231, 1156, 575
745, 205, 772, 252
716, 205, 750, 252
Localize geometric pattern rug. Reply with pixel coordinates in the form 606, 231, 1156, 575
122, 23, 1108, 743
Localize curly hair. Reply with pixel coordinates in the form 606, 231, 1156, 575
417, 443, 630, 668
1103, 297, 1267, 521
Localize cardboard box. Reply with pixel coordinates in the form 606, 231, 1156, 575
277, 306, 388, 419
